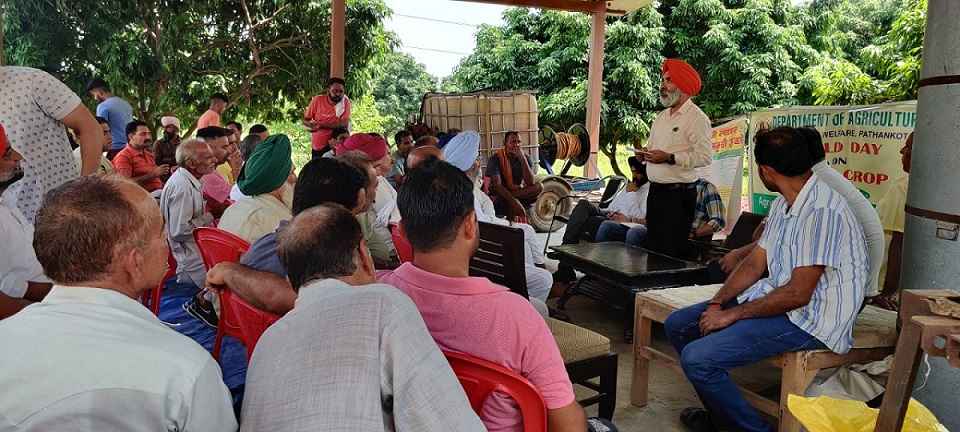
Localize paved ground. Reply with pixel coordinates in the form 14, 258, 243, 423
538, 227, 782, 431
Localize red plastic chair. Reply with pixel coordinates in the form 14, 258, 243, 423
141, 249, 176, 316
217, 286, 280, 362
389, 223, 414, 263
443, 350, 547, 432
193, 227, 279, 362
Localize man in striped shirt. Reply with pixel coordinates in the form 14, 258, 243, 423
664, 127, 868, 432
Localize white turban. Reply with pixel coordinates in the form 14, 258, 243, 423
160, 116, 181, 129
442, 131, 480, 172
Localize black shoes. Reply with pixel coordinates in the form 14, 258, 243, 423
183, 297, 219, 328
680, 407, 727, 432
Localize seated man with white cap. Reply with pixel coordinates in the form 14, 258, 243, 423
442, 131, 553, 305
154, 115, 181, 181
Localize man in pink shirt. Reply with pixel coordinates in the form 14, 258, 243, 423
196, 93, 228, 130
379, 160, 613, 432
303, 77, 350, 160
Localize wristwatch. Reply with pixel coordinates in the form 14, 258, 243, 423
667, 154, 676, 165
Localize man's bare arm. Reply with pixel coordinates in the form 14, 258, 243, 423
131, 165, 168, 187
547, 401, 587, 432
730, 266, 824, 320
711, 245, 767, 304
207, 262, 296, 315
62, 105, 103, 176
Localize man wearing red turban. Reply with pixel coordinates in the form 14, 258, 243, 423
335, 133, 402, 268
636, 59, 714, 258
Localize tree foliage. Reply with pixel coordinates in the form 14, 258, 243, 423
4, 0, 393, 130
370, 51, 436, 138
799, 0, 925, 105
660, 0, 818, 118
449, 8, 665, 175
448, 0, 925, 174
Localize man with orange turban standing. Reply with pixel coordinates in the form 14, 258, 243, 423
638, 59, 713, 258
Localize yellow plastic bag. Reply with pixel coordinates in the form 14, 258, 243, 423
787, 395, 948, 432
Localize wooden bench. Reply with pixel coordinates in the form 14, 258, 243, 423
630, 284, 898, 432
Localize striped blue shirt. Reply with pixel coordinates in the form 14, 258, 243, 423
738, 173, 868, 353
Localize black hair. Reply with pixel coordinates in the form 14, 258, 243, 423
249, 124, 268, 135
331, 127, 349, 139
796, 127, 826, 164
226, 121, 242, 131
394, 129, 412, 145
85, 78, 109, 93
754, 126, 817, 177
125, 120, 149, 137
95, 116, 109, 125
293, 158, 367, 215
278, 204, 363, 291
326, 77, 346, 87
398, 159, 474, 252
239, 135, 263, 161
211, 93, 229, 103
503, 130, 519, 146
196, 126, 232, 140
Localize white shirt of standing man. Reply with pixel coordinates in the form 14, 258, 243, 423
0, 67, 103, 222
640, 59, 713, 184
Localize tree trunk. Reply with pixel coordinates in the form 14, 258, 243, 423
601, 132, 625, 177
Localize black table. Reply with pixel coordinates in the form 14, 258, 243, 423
550, 242, 708, 341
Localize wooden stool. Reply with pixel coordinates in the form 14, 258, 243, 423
630, 284, 898, 432
875, 290, 960, 432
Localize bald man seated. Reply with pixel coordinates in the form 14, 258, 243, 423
240, 203, 484, 431
0, 176, 236, 431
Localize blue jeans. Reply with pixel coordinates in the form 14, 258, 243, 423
664, 301, 826, 432
595, 220, 647, 246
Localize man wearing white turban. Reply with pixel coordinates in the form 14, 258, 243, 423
442, 131, 553, 305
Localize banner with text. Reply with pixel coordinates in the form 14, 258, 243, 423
747, 102, 916, 215
699, 117, 747, 233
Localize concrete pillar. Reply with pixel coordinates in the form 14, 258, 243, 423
898, 1, 960, 429
330, 0, 346, 79
584, 10, 605, 178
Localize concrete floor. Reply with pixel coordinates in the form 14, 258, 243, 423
554, 294, 699, 431
538, 227, 698, 431
539, 228, 783, 431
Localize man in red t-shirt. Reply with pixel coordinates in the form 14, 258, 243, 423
303, 77, 350, 160
113, 120, 168, 193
